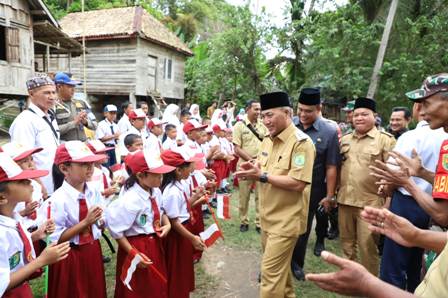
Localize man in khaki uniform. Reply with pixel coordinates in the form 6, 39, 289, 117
233, 100, 267, 233
236, 91, 315, 298
54, 72, 97, 142
338, 97, 396, 276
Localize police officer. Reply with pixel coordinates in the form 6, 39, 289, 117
235, 91, 315, 298
291, 88, 340, 280
232, 100, 267, 233
338, 97, 396, 276
54, 72, 97, 142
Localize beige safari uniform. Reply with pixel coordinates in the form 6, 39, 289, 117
55, 99, 97, 142
414, 237, 448, 297
233, 116, 267, 228
257, 123, 315, 298
338, 126, 396, 275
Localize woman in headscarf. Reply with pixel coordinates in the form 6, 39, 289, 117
189, 104, 202, 123
211, 108, 226, 127
162, 104, 181, 127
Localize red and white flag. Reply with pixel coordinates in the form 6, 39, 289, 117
111, 163, 125, 179
121, 248, 150, 291
200, 223, 222, 247
217, 194, 230, 219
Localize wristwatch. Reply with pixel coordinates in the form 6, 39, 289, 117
259, 172, 269, 183
328, 196, 337, 203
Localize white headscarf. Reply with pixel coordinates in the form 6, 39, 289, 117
189, 104, 202, 123
211, 108, 227, 128
162, 104, 180, 127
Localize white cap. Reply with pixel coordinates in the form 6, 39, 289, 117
104, 104, 118, 112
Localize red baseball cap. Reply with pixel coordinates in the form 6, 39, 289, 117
125, 150, 175, 174
147, 118, 167, 130
161, 145, 205, 170
0, 153, 48, 182
0, 142, 43, 161
183, 119, 207, 134
87, 140, 114, 154
54, 141, 106, 165
128, 108, 147, 120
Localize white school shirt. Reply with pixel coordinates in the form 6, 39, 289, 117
186, 172, 207, 196
9, 103, 60, 194
89, 166, 113, 199
49, 181, 105, 245
117, 114, 133, 133
96, 119, 119, 145
162, 181, 190, 224
163, 137, 178, 151
145, 132, 162, 155
391, 121, 448, 196
176, 123, 187, 143
219, 137, 232, 155
14, 180, 44, 230
106, 184, 164, 239
118, 126, 147, 156
0, 213, 36, 297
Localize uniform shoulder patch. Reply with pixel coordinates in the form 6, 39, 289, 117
293, 153, 306, 167
380, 131, 394, 138
9, 251, 21, 270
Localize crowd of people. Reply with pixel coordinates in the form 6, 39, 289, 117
1, 70, 448, 298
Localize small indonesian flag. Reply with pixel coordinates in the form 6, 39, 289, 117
217, 194, 230, 219
121, 248, 150, 291
200, 223, 222, 247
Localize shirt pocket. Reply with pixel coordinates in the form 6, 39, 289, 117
340, 143, 350, 162
359, 148, 381, 165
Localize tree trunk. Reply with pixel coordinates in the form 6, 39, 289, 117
367, 0, 399, 99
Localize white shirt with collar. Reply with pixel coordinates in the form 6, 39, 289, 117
96, 119, 119, 145
162, 137, 178, 151
162, 181, 190, 224
145, 132, 162, 155
117, 114, 133, 134
9, 103, 60, 194
14, 180, 44, 230
49, 181, 105, 245
106, 183, 164, 239
0, 212, 35, 297
392, 121, 448, 195
184, 138, 202, 155
118, 126, 147, 156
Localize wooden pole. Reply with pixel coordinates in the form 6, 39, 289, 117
367, 0, 399, 99
82, 0, 87, 97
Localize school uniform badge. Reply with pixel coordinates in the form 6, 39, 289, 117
9, 251, 20, 269
294, 154, 305, 166
139, 214, 147, 226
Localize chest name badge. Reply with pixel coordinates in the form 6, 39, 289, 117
139, 214, 147, 226
294, 154, 305, 167
9, 251, 21, 270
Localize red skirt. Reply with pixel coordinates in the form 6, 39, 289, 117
211, 160, 228, 187
191, 205, 204, 262
164, 221, 194, 298
48, 240, 106, 298
229, 154, 239, 173
115, 234, 168, 298
3, 282, 33, 298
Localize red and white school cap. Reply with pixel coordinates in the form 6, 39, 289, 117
161, 145, 205, 170
212, 122, 227, 133
0, 142, 43, 161
147, 118, 167, 130
87, 140, 114, 154
0, 152, 48, 182
128, 108, 147, 120
183, 119, 208, 134
54, 141, 106, 165
125, 150, 175, 174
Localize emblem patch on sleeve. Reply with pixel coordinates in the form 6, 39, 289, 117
294, 154, 305, 166
9, 251, 21, 270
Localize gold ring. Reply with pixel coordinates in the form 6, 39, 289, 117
380, 222, 384, 228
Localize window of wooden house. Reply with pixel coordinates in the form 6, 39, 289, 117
6, 27, 20, 63
164, 58, 172, 80
0, 25, 6, 61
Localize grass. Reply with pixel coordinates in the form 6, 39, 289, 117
30, 189, 343, 297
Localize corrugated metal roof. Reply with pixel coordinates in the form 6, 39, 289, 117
59, 6, 193, 56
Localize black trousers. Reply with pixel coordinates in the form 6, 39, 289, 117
292, 187, 328, 268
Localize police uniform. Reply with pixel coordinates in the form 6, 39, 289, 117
337, 97, 396, 276
55, 99, 97, 142
292, 88, 340, 271
256, 92, 315, 298
233, 115, 267, 229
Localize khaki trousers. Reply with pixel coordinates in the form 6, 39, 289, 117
338, 204, 379, 275
237, 180, 260, 227
260, 231, 296, 298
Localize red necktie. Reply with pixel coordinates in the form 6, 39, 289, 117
182, 191, 196, 225
102, 172, 109, 190
150, 196, 162, 237
78, 197, 94, 245
25, 202, 37, 220
17, 222, 34, 263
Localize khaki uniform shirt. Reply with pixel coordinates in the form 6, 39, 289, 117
414, 238, 448, 297
338, 126, 396, 208
258, 123, 315, 237
55, 99, 97, 142
233, 116, 267, 160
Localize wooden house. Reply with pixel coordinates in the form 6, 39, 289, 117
0, 0, 82, 98
58, 6, 193, 115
